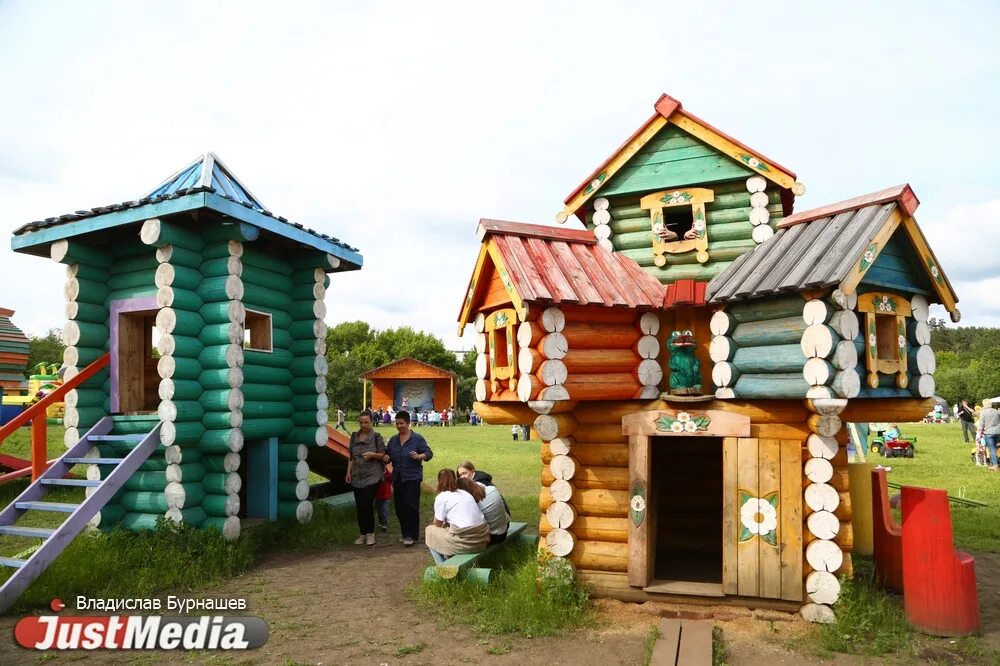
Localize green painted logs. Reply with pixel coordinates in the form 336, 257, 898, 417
64, 346, 105, 369
198, 275, 244, 302
200, 256, 243, 278
290, 267, 325, 285
200, 240, 242, 260
165, 506, 207, 527
200, 428, 244, 452
731, 317, 808, 347
158, 355, 201, 380
65, 301, 107, 323
242, 365, 291, 384
158, 400, 206, 422
290, 394, 326, 411
202, 493, 239, 517
155, 264, 202, 291
203, 472, 241, 495
732, 373, 810, 398
200, 301, 244, 325
63, 321, 108, 347
156, 308, 205, 337
242, 402, 294, 419
140, 218, 205, 250
138, 458, 169, 472
198, 344, 243, 370
157, 286, 203, 311
241, 247, 292, 275
288, 426, 325, 447
65, 277, 109, 305
288, 300, 325, 320
241, 264, 293, 291
278, 460, 310, 479
66, 263, 110, 283
725, 294, 807, 323
199, 323, 242, 346
646, 261, 734, 281
201, 367, 243, 389
165, 445, 201, 464
241, 383, 292, 402
278, 480, 310, 501
108, 269, 155, 292
278, 443, 308, 462
242, 418, 293, 439
64, 388, 105, 409
288, 339, 323, 356
203, 411, 242, 429
121, 491, 169, 513
125, 471, 168, 492
109, 416, 161, 434
203, 515, 241, 540
155, 244, 203, 269
240, 282, 294, 310
92, 504, 125, 528
160, 421, 206, 446
290, 377, 324, 394
64, 407, 104, 429
51, 239, 105, 265
157, 334, 204, 358
277, 500, 312, 523
288, 320, 325, 340
158, 378, 203, 401
201, 223, 258, 243
121, 512, 166, 531
203, 452, 241, 473
200, 389, 244, 412
289, 355, 326, 376
243, 349, 293, 369
165, 482, 205, 509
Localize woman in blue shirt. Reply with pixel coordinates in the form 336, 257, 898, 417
383, 411, 433, 546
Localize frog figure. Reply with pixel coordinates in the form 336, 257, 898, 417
667, 329, 702, 395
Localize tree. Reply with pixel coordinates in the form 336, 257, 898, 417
27, 329, 65, 374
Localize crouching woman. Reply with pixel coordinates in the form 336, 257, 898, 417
425, 469, 490, 564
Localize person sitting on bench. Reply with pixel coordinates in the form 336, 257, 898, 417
458, 460, 511, 517
458, 477, 510, 545
425, 469, 490, 564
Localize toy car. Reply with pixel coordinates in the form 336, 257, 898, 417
870, 429, 916, 458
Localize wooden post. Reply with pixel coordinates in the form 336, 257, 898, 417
31, 417, 47, 480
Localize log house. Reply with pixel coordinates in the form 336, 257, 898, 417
457, 93, 959, 621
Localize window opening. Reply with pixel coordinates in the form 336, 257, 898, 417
640, 188, 715, 267
244, 310, 273, 352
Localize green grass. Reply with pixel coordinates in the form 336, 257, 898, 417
410, 544, 591, 638
642, 623, 661, 666
865, 422, 1000, 552
818, 558, 911, 656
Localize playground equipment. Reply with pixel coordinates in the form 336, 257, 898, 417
0, 152, 362, 612
872, 469, 980, 636
0, 308, 30, 426
456, 91, 960, 623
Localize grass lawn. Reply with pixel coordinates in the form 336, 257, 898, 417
866, 421, 1000, 553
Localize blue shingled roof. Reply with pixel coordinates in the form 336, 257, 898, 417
146, 152, 268, 213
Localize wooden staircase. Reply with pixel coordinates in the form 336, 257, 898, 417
0, 416, 161, 613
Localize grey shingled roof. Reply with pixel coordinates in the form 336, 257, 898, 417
706, 202, 896, 302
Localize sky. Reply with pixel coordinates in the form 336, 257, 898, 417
1, 1, 998, 350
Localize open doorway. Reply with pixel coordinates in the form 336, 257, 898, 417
650, 437, 723, 588
239, 438, 277, 522
116, 310, 160, 414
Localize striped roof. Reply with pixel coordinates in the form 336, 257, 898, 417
0, 308, 29, 390
480, 220, 665, 309
146, 152, 268, 213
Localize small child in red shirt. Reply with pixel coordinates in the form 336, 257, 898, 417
376, 462, 393, 532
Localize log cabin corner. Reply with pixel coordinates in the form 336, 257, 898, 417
456, 92, 959, 623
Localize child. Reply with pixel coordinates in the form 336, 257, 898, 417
375, 462, 393, 532
511, 424, 519, 441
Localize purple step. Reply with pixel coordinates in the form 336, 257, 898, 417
0, 526, 55, 539
39, 479, 101, 487
0, 558, 25, 569
15, 501, 79, 513
63, 457, 123, 465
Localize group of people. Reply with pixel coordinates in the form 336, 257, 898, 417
344, 409, 511, 561
962, 399, 1000, 470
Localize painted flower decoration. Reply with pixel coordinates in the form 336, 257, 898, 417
748, 157, 760, 168
677, 412, 691, 422
494, 312, 508, 327
738, 153, 771, 172
869, 333, 877, 348
898, 334, 906, 349
692, 220, 705, 232
864, 250, 876, 265
684, 421, 698, 432
656, 411, 712, 433
670, 421, 684, 433
738, 492, 779, 545
931, 265, 940, 278
630, 495, 646, 513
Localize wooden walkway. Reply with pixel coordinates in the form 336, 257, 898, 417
649, 618, 713, 666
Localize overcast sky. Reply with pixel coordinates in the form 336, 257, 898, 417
1, 1, 998, 350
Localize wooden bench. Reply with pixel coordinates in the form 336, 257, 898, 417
423, 522, 534, 585
650, 618, 713, 666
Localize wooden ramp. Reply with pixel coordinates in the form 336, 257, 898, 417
306, 426, 351, 498
650, 619, 713, 666
0, 417, 161, 613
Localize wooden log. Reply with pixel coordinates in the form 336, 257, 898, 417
517, 374, 542, 402
801, 603, 836, 624
243, 401, 295, 419
908, 345, 935, 375
64, 276, 109, 304
200, 301, 245, 325
807, 414, 841, 437
636, 359, 662, 386
63, 407, 104, 429
203, 515, 241, 540
123, 471, 168, 492
729, 317, 807, 346
839, 398, 934, 423
709, 335, 737, 363
541, 307, 566, 333
517, 347, 541, 375
547, 479, 572, 502
474, 312, 486, 333
828, 310, 860, 341
539, 515, 628, 543
561, 323, 641, 349
549, 455, 577, 480
804, 523, 853, 551
572, 424, 628, 443
517, 321, 544, 348
726, 294, 807, 323
474, 378, 490, 402
121, 492, 169, 514
732, 373, 809, 399
527, 400, 578, 415
567, 540, 628, 573
907, 319, 931, 346
199, 322, 242, 346
543, 465, 628, 490
910, 294, 929, 323
805, 539, 843, 573
107, 269, 156, 292
158, 400, 206, 423
712, 362, 740, 388
805, 571, 841, 605
542, 441, 627, 467
804, 458, 833, 484
157, 333, 204, 358
833, 491, 852, 522
243, 418, 294, 439
538, 333, 569, 360
831, 369, 861, 399
200, 367, 243, 390
732, 344, 807, 373
806, 510, 840, 540
202, 493, 240, 517
710, 310, 735, 336
638, 311, 659, 335
156, 308, 204, 338
534, 414, 578, 440
558, 349, 641, 373
636, 335, 659, 359
545, 528, 576, 556
470, 401, 536, 425
803, 358, 834, 385
140, 218, 204, 249
200, 255, 244, 278
538, 359, 568, 386
165, 463, 206, 484
545, 501, 577, 529
51, 239, 105, 264
156, 244, 202, 268
563, 488, 629, 517
474, 333, 487, 354
801, 324, 839, 359
157, 286, 202, 311
160, 421, 206, 446
203, 472, 242, 495
804, 483, 840, 513
831, 340, 859, 371
63, 321, 108, 348
154, 263, 201, 291
198, 344, 243, 370
563, 377, 642, 401
65, 301, 106, 323
803, 300, 830, 326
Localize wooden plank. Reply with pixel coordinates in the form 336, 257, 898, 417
736, 437, 759, 597
456, 243, 489, 334
758, 439, 782, 600
547, 241, 604, 305
644, 580, 724, 597
721, 437, 739, 595
650, 619, 682, 666
491, 236, 545, 304
839, 209, 903, 295
599, 154, 753, 198
676, 620, 714, 666
898, 216, 958, 313
588, 241, 647, 308
779, 439, 804, 601
628, 434, 652, 587
567, 243, 628, 307
524, 237, 578, 303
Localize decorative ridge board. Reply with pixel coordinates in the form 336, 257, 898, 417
560, 93, 802, 224
779, 184, 918, 229
898, 216, 959, 318
478, 219, 596, 244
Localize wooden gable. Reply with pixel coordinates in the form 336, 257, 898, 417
559, 94, 803, 224
859, 228, 937, 297
457, 239, 523, 336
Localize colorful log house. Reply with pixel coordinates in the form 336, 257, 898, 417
360, 357, 458, 413
457, 93, 959, 621
0, 152, 360, 611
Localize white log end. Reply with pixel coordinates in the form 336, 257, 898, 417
804, 482, 840, 513
474, 333, 487, 354
807, 509, 841, 540
916, 373, 936, 398
637, 358, 663, 386
805, 538, 844, 573
803, 299, 830, 326
546, 501, 577, 529
803, 357, 833, 386
752, 224, 774, 244
539, 385, 570, 401
550, 454, 576, 481
806, 434, 839, 460
715, 387, 736, 399
710, 335, 735, 363
910, 294, 929, 322
549, 437, 573, 456
709, 310, 733, 336
805, 571, 842, 606
545, 528, 576, 557
539, 332, 568, 360
636, 335, 660, 360
806, 386, 833, 400
164, 481, 186, 509
639, 311, 660, 335
549, 479, 573, 502
474, 312, 486, 333
297, 500, 314, 524
801, 324, 836, 359
801, 603, 836, 624
475, 353, 488, 379
539, 359, 568, 387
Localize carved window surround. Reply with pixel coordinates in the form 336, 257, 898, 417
858, 292, 911, 389
640, 188, 715, 267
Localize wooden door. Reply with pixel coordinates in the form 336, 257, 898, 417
722, 438, 802, 601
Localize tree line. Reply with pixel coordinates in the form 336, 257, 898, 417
930, 319, 1000, 405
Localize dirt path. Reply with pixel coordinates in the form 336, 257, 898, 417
3, 544, 998, 664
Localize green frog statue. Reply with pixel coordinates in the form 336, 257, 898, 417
667, 329, 702, 396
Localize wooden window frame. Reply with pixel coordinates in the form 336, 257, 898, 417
640, 188, 715, 267
484, 307, 517, 394
244, 309, 273, 353
857, 292, 911, 389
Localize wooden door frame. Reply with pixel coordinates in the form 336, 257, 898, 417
623, 408, 750, 589
110, 296, 158, 414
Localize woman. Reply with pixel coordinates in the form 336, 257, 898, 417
345, 410, 386, 546
384, 410, 433, 546
458, 477, 510, 545
425, 469, 489, 563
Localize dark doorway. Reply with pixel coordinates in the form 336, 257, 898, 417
651, 437, 722, 584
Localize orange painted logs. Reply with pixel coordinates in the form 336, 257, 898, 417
539, 515, 629, 543
563, 374, 641, 400
560, 349, 642, 373
560, 305, 638, 324
541, 465, 629, 490
472, 401, 537, 425
561, 323, 641, 349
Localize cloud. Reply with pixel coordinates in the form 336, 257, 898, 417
924, 200, 1000, 282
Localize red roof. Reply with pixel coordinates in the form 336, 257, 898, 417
359, 357, 457, 380
565, 93, 797, 207
663, 280, 708, 308
481, 220, 665, 309
778, 184, 919, 229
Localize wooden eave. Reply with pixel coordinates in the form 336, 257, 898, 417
456, 239, 523, 337
559, 93, 801, 224
359, 357, 457, 381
